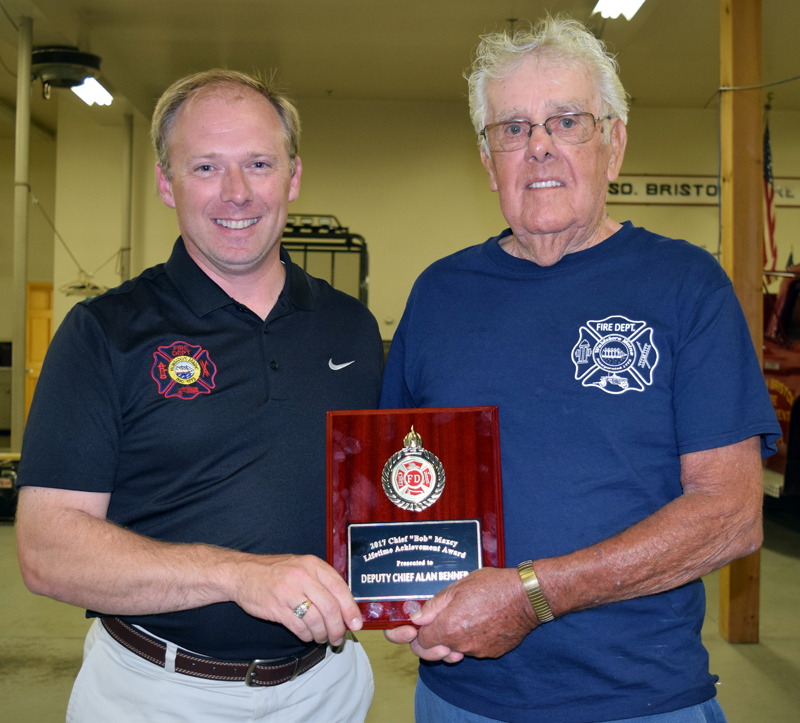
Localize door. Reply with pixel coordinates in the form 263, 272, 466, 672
25, 283, 53, 422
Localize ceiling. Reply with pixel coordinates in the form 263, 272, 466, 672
0, 0, 798, 137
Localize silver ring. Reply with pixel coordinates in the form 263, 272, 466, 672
293, 600, 312, 619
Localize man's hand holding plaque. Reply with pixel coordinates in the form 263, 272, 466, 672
327, 407, 504, 629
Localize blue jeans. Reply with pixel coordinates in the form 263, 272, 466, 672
415, 677, 727, 723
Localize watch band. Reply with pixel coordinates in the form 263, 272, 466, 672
517, 560, 555, 623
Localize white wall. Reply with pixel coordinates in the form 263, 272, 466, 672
293, 99, 505, 337
5, 97, 796, 340
52, 95, 178, 328
0, 132, 56, 341
616, 108, 720, 251
615, 107, 800, 281
53, 97, 124, 327
56, 97, 507, 340
131, 119, 180, 274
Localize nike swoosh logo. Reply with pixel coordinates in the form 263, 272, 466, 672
329, 359, 355, 371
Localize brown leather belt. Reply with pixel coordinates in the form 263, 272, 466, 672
101, 617, 327, 687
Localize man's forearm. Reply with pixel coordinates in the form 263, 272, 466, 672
17, 498, 248, 614
533, 436, 763, 617
16, 483, 364, 646
396, 437, 763, 660
15, 485, 364, 648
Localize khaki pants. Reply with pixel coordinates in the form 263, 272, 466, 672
67, 619, 374, 722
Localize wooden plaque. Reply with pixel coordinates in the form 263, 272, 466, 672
327, 407, 504, 629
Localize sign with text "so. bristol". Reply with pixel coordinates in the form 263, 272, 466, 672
606, 175, 799, 207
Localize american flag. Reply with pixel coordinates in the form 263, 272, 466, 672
763, 121, 778, 279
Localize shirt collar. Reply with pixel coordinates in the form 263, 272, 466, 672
281, 245, 315, 312
164, 237, 316, 317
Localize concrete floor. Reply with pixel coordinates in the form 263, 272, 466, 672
1, 509, 798, 722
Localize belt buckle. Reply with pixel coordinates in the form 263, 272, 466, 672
288, 654, 302, 682
245, 656, 301, 687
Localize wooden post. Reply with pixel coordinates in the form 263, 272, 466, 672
718, 0, 762, 644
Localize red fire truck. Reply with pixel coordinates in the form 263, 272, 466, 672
762, 269, 800, 501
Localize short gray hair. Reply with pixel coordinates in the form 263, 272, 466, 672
467, 16, 629, 152
151, 69, 301, 179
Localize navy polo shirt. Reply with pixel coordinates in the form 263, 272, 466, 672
18, 237, 383, 660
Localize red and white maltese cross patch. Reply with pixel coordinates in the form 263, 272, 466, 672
151, 340, 217, 400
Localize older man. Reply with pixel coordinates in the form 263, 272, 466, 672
382, 17, 780, 723
15, 70, 382, 722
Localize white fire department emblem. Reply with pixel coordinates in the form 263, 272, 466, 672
382, 427, 445, 512
571, 316, 659, 394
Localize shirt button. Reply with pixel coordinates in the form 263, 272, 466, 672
270, 360, 278, 370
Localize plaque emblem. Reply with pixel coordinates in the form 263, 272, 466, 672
382, 427, 445, 512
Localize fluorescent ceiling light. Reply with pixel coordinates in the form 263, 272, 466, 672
592, 0, 647, 21
71, 77, 113, 106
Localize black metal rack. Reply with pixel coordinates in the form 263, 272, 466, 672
281, 214, 368, 305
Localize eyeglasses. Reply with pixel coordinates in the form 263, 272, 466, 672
480, 113, 611, 152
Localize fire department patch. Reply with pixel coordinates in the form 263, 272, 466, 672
571, 316, 659, 395
151, 341, 217, 400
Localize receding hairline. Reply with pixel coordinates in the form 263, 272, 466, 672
152, 69, 302, 179
181, 80, 274, 105
168, 82, 285, 134
161, 83, 294, 166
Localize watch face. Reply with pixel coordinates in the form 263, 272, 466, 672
382, 430, 445, 512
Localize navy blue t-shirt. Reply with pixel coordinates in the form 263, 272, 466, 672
17, 239, 383, 660
380, 222, 780, 723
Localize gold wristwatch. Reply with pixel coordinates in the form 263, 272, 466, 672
517, 560, 555, 623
